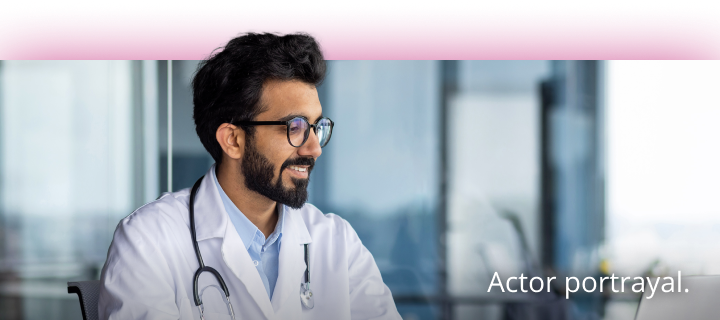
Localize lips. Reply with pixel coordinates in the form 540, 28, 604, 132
281, 157, 315, 176
288, 165, 308, 172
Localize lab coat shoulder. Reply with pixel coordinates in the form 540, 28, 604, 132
293, 204, 362, 261
99, 190, 194, 320
107, 190, 193, 260
294, 203, 349, 239
295, 204, 402, 320
118, 189, 191, 236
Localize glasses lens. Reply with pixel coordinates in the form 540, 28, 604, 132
288, 117, 309, 147
316, 118, 333, 147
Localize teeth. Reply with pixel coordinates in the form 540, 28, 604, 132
290, 166, 307, 172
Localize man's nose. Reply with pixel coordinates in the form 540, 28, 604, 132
298, 127, 322, 159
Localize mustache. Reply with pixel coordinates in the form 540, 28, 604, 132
280, 157, 315, 175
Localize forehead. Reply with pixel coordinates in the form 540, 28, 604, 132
257, 79, 322, 120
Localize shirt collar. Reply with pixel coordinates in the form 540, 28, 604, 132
212, 166, 284, 250
269, 204, 285, 244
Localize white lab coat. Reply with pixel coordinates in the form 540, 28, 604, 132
99, 166, 402, 320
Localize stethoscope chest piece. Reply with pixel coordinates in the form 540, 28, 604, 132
300, 283, 314, 309
300, 242, 314, 309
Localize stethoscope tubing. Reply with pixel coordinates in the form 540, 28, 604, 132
189, 177, 232, 307
188, 175, 314, 315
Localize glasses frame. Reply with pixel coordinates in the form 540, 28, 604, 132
233, 116, 334, 148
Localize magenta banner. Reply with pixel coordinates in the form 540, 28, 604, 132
0, 8, 720, 60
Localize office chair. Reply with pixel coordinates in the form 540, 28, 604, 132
68, 280, 101, 320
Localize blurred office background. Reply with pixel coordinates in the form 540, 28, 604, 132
0, 60, 718, 320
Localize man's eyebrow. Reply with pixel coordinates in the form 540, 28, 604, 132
277, 114, 304, 122
278, 113, 324, 123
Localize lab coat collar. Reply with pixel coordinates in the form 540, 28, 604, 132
193, 164, 312, 245
284, 205, 312, 245
193, 165, 227, 242
193, 165, 313, 317
194, 166, 274, 318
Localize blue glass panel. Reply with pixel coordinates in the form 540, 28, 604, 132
309, 61, 441, 319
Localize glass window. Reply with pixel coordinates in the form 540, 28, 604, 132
447, 61, 550, 319
0, 61, 157, 319
311, 61, 441, 320
607, 61, 720, 276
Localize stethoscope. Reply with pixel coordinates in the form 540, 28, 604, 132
188, 176, 314, 320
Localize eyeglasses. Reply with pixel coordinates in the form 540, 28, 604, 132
233, 116, 334, 148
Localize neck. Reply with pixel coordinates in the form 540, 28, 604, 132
216, 161, 278, 238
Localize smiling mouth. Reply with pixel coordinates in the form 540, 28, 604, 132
287, 165, 308, 173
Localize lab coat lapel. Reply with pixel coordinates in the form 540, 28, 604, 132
193, 166, 275, 319
272, 207, 312, 312
221, 218, 275, 319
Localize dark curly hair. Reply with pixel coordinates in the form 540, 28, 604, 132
192, 32, 326, 164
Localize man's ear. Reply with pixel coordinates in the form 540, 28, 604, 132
216, 123, 245, 160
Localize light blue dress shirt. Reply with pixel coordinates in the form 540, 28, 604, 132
211, 167, 284, 300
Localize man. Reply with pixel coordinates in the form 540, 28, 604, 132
99, 33, 401, 320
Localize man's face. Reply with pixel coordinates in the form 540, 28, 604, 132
240, 80, 323, 209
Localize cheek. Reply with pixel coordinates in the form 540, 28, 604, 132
269, 149, 298, 178
255, 133, 295, 176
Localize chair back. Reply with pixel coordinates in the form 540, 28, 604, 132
68, 280, 101, 320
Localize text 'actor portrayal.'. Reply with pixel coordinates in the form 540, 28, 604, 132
98, 33, 401, 320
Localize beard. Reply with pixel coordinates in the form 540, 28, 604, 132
241, 136, 314, 209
